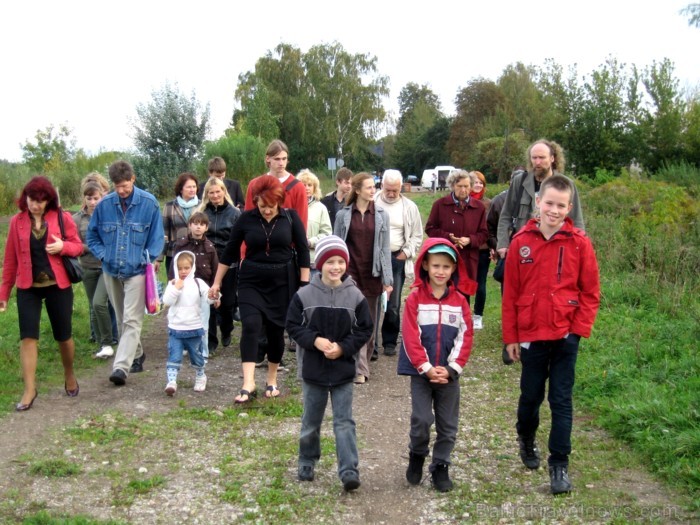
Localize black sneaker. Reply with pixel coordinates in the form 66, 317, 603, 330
222, 335, 232, 347
518, 435, 541, 469
549, 465, 572, 495
406, 452, 425, 485
129, 353, 146, 373
342, 472, 361, 491
383, 345, 397, 356
431, 463, 453, 492
298, 465, 314, 482
208, 341, 217, 355
502, 344, 514, 365
109, 369, 127, 386
370, 349, 379, 361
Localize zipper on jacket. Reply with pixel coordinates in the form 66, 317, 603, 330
435, 300, 443, 365
557, 246, 564, 283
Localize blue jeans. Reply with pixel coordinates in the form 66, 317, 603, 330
516, 335, 580, 467
299, 381, 358, 480
474, 249, 490, 316
166, 328, 205, 378
409, 375, 460, 469
379, 252, 405, 350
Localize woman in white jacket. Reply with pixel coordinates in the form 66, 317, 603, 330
162, 251, 215, 395
297, 169, 331, 275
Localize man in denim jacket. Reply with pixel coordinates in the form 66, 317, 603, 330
87, 160, 164, 386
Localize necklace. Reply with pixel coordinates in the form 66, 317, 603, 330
260, 217, 278, 256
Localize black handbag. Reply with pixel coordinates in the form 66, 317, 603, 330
493, 257, 505, 283
57, 208, 83, 284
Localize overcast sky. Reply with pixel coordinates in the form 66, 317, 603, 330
1, 0, 698, 162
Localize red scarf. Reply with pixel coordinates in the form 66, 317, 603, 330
471, 189, 485, 200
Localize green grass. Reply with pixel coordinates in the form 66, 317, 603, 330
28, 459, 82, 478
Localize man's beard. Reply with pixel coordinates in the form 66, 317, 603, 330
533, 166, 550, 179
381, 193, 399, 204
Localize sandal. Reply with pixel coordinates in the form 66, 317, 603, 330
234, 389, 257, 404
265, 384, 280, 398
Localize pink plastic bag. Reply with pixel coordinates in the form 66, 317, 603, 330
145, 251, 160, 314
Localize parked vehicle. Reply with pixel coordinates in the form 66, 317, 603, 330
421, 166, 456, 190
435, 166, 456, 190
406, 174, 419, 185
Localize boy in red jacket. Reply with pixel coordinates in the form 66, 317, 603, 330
398, 237, 476, 492
503, 175, 600, 495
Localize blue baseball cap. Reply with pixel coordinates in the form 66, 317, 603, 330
427, 244, 457, 262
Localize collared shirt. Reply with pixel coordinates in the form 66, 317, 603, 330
378, 195, 406, 253
451, 192, 470, 209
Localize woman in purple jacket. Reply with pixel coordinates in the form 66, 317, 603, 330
425, 170, 488, 287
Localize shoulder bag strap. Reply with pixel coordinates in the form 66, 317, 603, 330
57, 207, 67, 240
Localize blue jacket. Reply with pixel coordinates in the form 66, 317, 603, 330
87, 186, 164, 279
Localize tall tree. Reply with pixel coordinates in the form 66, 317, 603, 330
447, 78, 504, 167
236, 43, 309, 161
390, 83, 446, 173
21, 124, 76, 173
239, 83, 280, 141
565, 57, 630, 174
397, 82, 442, 132
304, 42, 388, 164
235, 42, 388, 169
640, 59, 685, 170
131, 82, 210, 195
682, 95, 700, 166
681, 3, 700, 27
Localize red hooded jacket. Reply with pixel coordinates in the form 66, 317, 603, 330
397, 238, 476, 377
502, 217, 600, 344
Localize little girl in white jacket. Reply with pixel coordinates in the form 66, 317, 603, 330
162, 251, 215, 395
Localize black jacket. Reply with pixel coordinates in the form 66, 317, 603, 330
203, 202, 241, 258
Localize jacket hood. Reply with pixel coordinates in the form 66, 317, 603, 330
413, 237, 476, 296
173, 250, 197, 282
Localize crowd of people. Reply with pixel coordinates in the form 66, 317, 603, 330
0, 138, 600, 496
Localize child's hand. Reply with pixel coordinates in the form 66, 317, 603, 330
174, 279, 185, 290
322, 342, 343, 360
426, 366, 449, 384
506, 343, 521, 363
314, 336, 334, 352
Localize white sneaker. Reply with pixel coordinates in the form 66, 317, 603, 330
165, 381, 177, 396
95, 345, 114, 359
194, 375, 207, 392
473, 315, 483, 330
354, 375, 366, 384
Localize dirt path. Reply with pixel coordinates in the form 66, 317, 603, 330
0, 312, 694, 524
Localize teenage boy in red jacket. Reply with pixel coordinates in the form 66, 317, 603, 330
503, 175, 600, 495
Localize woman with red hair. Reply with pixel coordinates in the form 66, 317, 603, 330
0, 176, 83, 411
469, 171, 491, 330
211, 175, 310, 403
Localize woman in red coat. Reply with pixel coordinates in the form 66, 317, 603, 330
0, 176, 83, 411
425, 170, 488, 291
